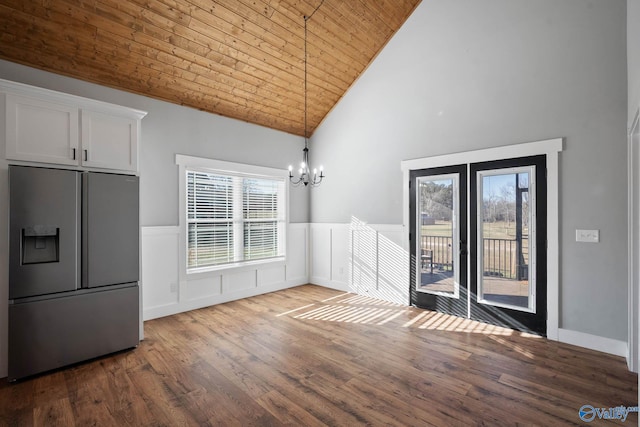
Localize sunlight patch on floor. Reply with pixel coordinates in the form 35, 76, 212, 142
488, 334, 537, 359
275, 303, 315, 317
278, 291, 541, 340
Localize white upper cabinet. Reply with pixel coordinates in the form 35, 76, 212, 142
81, 109, 138, 171
4, 93, 80, 166
1, 79, 146, 173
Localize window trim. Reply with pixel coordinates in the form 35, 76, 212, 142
177, 154, 289, 277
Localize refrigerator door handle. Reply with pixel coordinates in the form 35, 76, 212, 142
81, 172, 88, 288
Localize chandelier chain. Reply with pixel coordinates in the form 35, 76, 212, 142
304, 0, 325, 141
304, 16, 308, 141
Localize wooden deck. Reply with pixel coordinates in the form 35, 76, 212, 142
420, 269, 529, 298
0, 284, 636, 426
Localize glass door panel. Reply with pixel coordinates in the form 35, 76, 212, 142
417, 174, 459, 298
477, 167, 535, 312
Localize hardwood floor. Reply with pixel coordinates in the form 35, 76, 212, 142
1, 284, 637, 426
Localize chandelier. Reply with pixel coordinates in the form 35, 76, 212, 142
289, 6, 325, 187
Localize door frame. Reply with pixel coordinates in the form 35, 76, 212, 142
628, 108, 640, 372
401, 138, 563, 340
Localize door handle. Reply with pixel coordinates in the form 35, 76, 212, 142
72, 148, 76, 160
83, 149, 88, 162
459, 240, 468, 256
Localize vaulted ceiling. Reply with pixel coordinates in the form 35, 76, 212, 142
0, 0, 421, 137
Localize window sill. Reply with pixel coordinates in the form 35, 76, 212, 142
186, 257, 286, 278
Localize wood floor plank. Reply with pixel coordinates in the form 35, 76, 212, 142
33, 397, 76, 427
0, 284, 637, 426
98, 354, 157, 425
256, 389, 326, 427
125, 363, 200, 426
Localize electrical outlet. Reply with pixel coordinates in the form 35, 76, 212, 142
170, 282, 178, 293
576, 229, 599, 243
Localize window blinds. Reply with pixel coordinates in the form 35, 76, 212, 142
187, 170, 285, 269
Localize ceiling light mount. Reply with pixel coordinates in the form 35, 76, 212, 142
289, 3, 326, 187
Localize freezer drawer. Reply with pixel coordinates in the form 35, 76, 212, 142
9, 166, 80, 299
8, 284, 139, 381
82, 172, 139, 288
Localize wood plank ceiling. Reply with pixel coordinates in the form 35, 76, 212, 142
0, 0, 421, 137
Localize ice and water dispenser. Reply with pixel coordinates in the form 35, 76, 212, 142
21, 226, 59, 265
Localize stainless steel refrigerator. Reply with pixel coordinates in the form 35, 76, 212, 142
8, 165, 140, 381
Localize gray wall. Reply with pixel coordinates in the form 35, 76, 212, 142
0, 60, 310, 226
311, 0, 629, 341
631, 0, 640, 126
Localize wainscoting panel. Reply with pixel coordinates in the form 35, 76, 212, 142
351, 223, 378, 295
286, 225, 308, 282
222, 270, 257, 294
331, 226, 350, 285
142, 223, 310, 320
257, 266, 286, 287
311, 225, 332, 282
141, 226, 180, 314
375, 227, 410, 305
310, 221, 409, 305
185, 275, 222, 301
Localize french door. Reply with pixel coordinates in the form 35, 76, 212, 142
409, 165, 467, 317
410, 156, 547, 335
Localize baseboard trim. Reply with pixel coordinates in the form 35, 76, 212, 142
558, 328, 627, 358
310, 277, 349, 292
143, 279, 306, 320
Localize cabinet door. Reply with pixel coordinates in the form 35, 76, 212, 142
4, 93, 79, 165
81, 109, 138, 172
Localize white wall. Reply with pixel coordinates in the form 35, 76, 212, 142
0, 60, 310, 378
310, 0, 629, 343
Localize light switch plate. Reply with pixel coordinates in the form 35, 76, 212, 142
576, 229, 599, 243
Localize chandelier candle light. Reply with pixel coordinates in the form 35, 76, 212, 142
289, 4, 325, 187
288, 144, 324, 187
